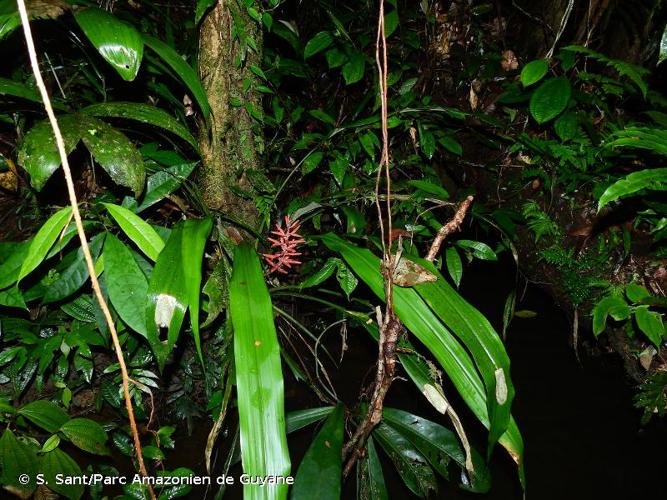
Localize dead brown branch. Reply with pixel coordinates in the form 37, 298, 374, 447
425, 195, 474, 262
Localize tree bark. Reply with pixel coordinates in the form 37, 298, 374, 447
198, 0, 262, 226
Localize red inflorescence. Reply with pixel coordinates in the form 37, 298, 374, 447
262, 216, 305, 274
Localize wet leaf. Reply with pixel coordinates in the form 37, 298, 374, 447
74, 7, 143, 81
80, 115, 145, 196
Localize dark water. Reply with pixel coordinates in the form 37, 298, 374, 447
158, 259, 667, 499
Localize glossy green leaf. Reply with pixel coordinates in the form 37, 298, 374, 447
230, 243, 290, 500
592, 295, 630, 336
304, 31, 333, 59
554, 112, 578, 142
343, 52, 365, 85
181, 218, 213, 365
0, 240, 30, 289
634, 306, 665, 347
41, 434, 61, 454
456, 240, 497, 261
0, 0, 20, 41
520, 59, 549, 87
104, 233, 149, 337
0, 0, 68, 41
384, 9, 399, 37
43, 233, 105, 304
81, 102, 198, 151
597, 168, 667, 210
103, 203, 164, 261
529, 77, 571, 124
384, 407, 491, 492
17, 207, 72, 284
626, 284, 651, 303
19, 400, 70, 433
60, 418, 109, 455
357, 436, 388, 500
195, 0, 216, 24
320, 234, 524, 473
79, 115, 145, 196
291, 404, 344, 500
18, 115, 81, 191
302, 151, 324, 175
373, 422, 437, 498
40, 448, 84, 500
0, 429, 38, 497
0, 286, 26, 309
0, 77, 40, 102
286, 406, 335, 434
410, 256, 514, 454
74, 7, 144, 81
143, 34, 210, 117
134, 163, 197, 213
445, 246, 462, 288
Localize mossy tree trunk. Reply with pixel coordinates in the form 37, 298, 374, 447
198, 0, 262, 227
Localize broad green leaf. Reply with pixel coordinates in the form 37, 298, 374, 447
41, 434, 61, 454
80, 115, 145, 196
0, 240, 30, 288
195, 0, 216, 24
529, 77, 571, 124
597, 168, 667, 210
230, 243, 290, 500
384, 9, 399, 37
373, 423, 437, 497
181, 218, 213, 365
302, 151, 324, 175
43, 233, 105, 304
81, 102, 198, 151
343, 52, 365, 85
520, 59, 549, 87
408, 180, 449, 200
103, 203, 164, 261
325, 47, 347, 69
60, 418, 109, 455
456, 240, 497, 261
18, 115, 81, 191
384, 407, 491, 492
319, 234, 524, 473
143, 34, 210, 117
286, 406, 335, 434
592, 295, 630, 336
40, 448, 84, 500
445, 246, 462, 288
304, 31, 333, 59
104, 233, 149, 337
439, 135, 463, 155
0, 429, 38, 497
17, 207, 72, 284
554, 112, 578, 142
299, 258, 339, 289
74, 7, 144, 81
626, 283, 650, 303
19, 400, 70, 433
336, 260, 358, 298
357, 436, 388, 500
0, 77, 40, 102
291, 404, 344, 500
131, 163, 196, 213
634, 306, 664, 347
0, 286, 26, 309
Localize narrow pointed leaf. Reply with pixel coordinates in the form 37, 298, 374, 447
181, 218, 213, 365
103, 203, 164, 261
286, 406, 335, 434
80, 115, 145, 196
0, 77, 40, 102
143, 34, 210, 117
373, 423, 437, 498
81, 102, 198, 151
597, 168, 667, 210
357, 436, 388, 500
291, 404, 344, 500
17, 207, 72, 284
74, 7, 143, 81
17, 115, 81, 191
134, 162, 197, 213
104, 233, 149, 337
230, 243, 290, 500
319, 233, 524, 470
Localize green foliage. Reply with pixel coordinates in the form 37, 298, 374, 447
635, 371, 667, 424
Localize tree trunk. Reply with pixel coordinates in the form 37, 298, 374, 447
198, 0, 262, 226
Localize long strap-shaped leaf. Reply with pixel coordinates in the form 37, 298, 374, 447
411, 256, 515, 457
319, 233, 524, 479
230, 243, 290, 500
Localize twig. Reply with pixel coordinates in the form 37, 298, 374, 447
16, 2, 154, 498
425, 195, 474, 262
546, 0, 574, 59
